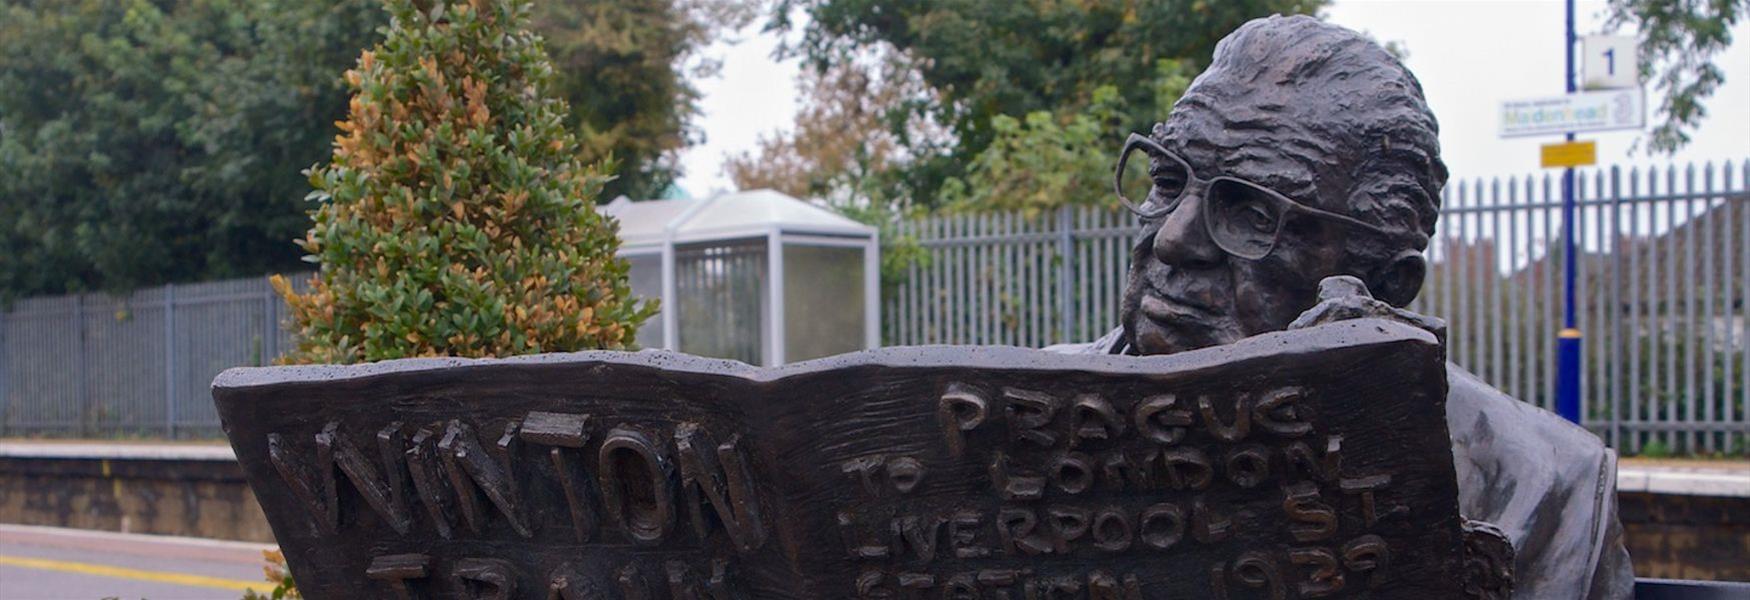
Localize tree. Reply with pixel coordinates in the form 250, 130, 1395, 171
1607, 0, 1749, 153
0, 0, 385, 300
762, 0, 1328, 207
535, 0, 755, 201
271, 0, 655, 364
0, 0, 734, 302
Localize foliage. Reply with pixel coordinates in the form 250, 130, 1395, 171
0, 0, 385, 300
273, 0, 655, 364
240, 549, 300, 599
761, 0, 1329, 207
535, 0, 755, 201
941, 68, 1189, 217
0, 0, 735, 301
1607, 0, 1749, 153
726, 48, 930, 207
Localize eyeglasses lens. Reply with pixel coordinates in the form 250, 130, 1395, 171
1206, 178, 1284, 260
1118, 144, 1190, 218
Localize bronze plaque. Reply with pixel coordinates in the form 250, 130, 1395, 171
214, 319, 1464, 599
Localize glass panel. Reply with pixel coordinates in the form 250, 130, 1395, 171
676, 238, 767, 364
624, 253, 663, 349
784, 244, 867, 362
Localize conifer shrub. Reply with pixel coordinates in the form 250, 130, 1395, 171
272, 0, 654, 364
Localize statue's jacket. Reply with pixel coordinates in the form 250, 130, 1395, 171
1058, 328, 1635, 600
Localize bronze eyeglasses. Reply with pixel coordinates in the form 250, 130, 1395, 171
1113, 133, 1401, 260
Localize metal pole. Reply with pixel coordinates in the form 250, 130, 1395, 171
1556, 0, 1584, 424
1056, 204, 1073, 344
165, 283, 176, 439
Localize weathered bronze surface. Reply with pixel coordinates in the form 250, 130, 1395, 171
215, 319, 1470, 599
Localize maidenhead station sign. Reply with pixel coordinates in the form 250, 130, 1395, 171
213, 319, 1470, 599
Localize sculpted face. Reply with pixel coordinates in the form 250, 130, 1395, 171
1115, 15, 1446, 356
1118, 127, 1358, 355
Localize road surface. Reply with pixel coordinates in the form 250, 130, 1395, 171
0, 524, 272, 599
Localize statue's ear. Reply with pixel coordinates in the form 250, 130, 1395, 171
1369, 249, 1426, 308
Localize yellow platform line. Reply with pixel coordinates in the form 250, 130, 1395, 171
0, 554, 270, 593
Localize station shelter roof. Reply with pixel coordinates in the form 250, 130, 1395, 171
602, 189, 875, 253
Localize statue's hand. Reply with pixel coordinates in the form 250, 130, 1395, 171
1289, 276, 1446, 344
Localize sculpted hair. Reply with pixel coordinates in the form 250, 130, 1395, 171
1159, 14, 1447, 250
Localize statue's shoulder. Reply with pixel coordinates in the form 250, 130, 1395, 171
1443, 362, 1625, 599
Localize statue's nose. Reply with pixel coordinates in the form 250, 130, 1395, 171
1151, 190, 1225, 269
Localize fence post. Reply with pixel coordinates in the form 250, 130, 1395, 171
74, 293, 87, 437
164, 283, 176, 440
0, 308, 7, 437
264, 277, 278, 364
1057, 204, 1074, 344
1608, 167, 1623, 449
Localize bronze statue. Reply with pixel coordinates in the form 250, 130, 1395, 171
1051, 15, 1632, 599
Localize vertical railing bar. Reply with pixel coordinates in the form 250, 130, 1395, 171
74, 293, 87, 437
1683, 164, 1699, 452
1627, 167, 1643, 452
1057, 204, 1074, 345
1578, 172, 1593, 432
1664, 164, 1679, 451
165, 283, 176, 439
1543, 173, 1558, 411
1701, 162, 1718, 452
1608, 166, 1624, 449
1739, 160, 1749, 453
1507, 176, 1522, 401
1455, 179, 1470, 372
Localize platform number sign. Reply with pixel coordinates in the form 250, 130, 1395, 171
1582, 35, 1639, 91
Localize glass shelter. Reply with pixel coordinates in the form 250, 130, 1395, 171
601, 190, 879, 366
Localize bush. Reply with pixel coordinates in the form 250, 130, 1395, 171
273, 0, 654, 364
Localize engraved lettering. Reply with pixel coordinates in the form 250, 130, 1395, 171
1091, 507, 1134, 552
1134, 394, 1192, 446
1139, 502, 1185, 550
1253, 387, 1313, 437
996, 508, 1049, 556
939, 384, 988, 458
949, 509, 990, 558
891, 515, 947, 562
439, 420, 531, 537
838, 511, 891, 559
989, 452, 1044, 501
1290, 547, 1345, 598
885, 456, 925, 494
1068, 394, 1125, 448
404, 425, 455, 539
1191, 498, 1232, 544
1284, 435, 1342, 484
1003, 387, 1059, 448
1048, 452, 1094, 495
1101, 449, 1158, 491
1231, 550, 1285, 600
1224, 444, 1271, 489
675, 423, 767, 552
1160, 447, 1213, 491
1342, 534, 1390, 588
450, 557, 515, 600
1282, 481, 1338, 543
365, 553, 428, 600
1340, 474, 1392, 527
1045, 506, 1090, 554
599, 426, 675, 545
1199, 395, 1251, 443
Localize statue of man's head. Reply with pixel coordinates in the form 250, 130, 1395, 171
1117, 15, 1448, 355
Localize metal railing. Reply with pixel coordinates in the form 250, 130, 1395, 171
2, 160, 1744, 452
0, 276, 307, 438
883, 159, 1748, 455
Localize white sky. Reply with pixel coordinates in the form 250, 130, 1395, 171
676, 0, 1750, 197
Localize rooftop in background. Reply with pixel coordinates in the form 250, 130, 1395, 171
602, 189, 875, 253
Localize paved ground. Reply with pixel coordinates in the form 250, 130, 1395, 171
0, 524, 272, 599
